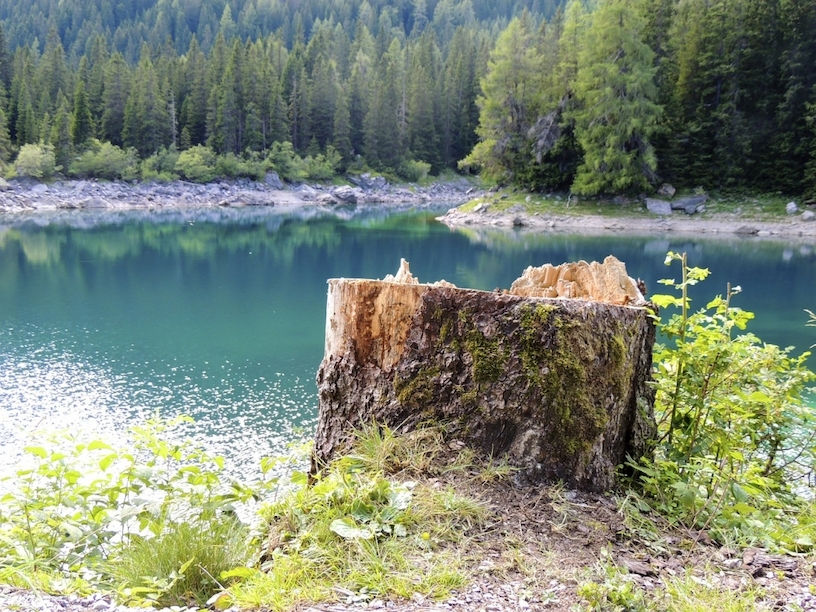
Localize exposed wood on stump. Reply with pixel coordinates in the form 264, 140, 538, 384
314, 258, 656, 492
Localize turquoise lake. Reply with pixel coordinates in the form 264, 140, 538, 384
1, 206, 814, 475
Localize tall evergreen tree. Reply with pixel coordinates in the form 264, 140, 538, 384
0, 106, 12, 164
101, 52, 130, 145
569, 0, 662, 195
460, 15, 543, 182
122, 45, 171, 156
332, 84, 352, 163
71, 76, 94, 147
50, 94, 73, 172
406, 30, 441, 168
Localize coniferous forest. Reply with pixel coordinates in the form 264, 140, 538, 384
0, 0, 813, 196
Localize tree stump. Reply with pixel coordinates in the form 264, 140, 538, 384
314, 257, 656, 491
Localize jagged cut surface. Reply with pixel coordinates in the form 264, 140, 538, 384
508, 255, 645, 306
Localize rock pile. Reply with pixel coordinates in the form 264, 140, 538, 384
0, 175, 479, 215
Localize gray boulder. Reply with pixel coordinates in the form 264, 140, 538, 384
0, 177, 11, 191
670, 194, 707, 212
349, 172, 388, 191
264, 171, 284, 190
786, 201, 798, 215
645, 198, 672, 215
802, 210, 815, 222
332, 185, 358, 203
657, 183, 676, 197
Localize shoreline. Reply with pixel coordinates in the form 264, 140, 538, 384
0, 175, 477, 219
2, 176, 815, 244
438, 206, 816, 242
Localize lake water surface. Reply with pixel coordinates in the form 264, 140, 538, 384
1, 207, 814, 475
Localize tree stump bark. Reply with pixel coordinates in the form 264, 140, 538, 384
314, 258, 656, 492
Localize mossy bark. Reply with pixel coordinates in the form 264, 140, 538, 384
314, 279, 656, 491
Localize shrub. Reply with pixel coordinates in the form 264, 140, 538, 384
14, 143, 57, 179
174, 145, 217, 183
215, 152, 265, 181
397, 159, 431, 182
629, 252, 816, 547
141, 146, 180, 182
304, 145, 342, 181
68, 140, 139, 180
266, 141, 307, 182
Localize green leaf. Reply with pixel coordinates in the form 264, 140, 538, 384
220, 567, 259, 580
330, 518, 374, 540
88, 440, 113, 451
651, 294, 681, 308
388, 487, 413, 511
290, 471, 308, 486
24, 446, 48, 459
207, 592, 234, 610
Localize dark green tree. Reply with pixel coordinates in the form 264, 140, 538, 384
71, 75, 95, 147
101, 52, 130, 145
569, 0, 662, 195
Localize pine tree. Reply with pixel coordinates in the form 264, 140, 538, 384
332, 85, 352, 163
14, 77, 36, 145
0, 106, 12, 163
569, 0, 662, 195
101, 52, 130, 145
71, 75, 94, 147
36, 27, 70, 116
406, 30, 440, 169
122, 45, 171, 156
50, 94, 73, 172
362, 38, 405, 169
309, 54, 338, 149
180, 36, 207, 147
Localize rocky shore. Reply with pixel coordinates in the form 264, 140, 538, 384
0, 173, 478, 217
438, 203, 816, 241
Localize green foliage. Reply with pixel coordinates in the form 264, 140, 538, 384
577, 548, 650, 611
266, 141, 308, 182
0, 416, 256, 604
397, 159, 432, 182
14, 143, 57, 179
629, 252, 816, 547
304, 146, 342, 181
68, 140, 139, 180
569, 0, 661, 195
140, 146, 180, 182
174, 145, 218, 183
225, 425, 483, 609
214, 152, 266, 181
110, 519, 250, 607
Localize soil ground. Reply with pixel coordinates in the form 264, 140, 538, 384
299, 451, 816, 612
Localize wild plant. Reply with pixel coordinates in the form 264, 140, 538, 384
0, 415, 259, 601
629, 251, 816, 548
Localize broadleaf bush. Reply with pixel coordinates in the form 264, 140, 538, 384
630, 251, 816, 548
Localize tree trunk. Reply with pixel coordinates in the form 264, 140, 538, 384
314, 258, 656, 492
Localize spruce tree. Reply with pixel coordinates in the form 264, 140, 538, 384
332, 85, 352, 164
71, 77, 94, 147
101, 53, 130, 145
0, 106, 12, 163
50, 94, 73, 172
